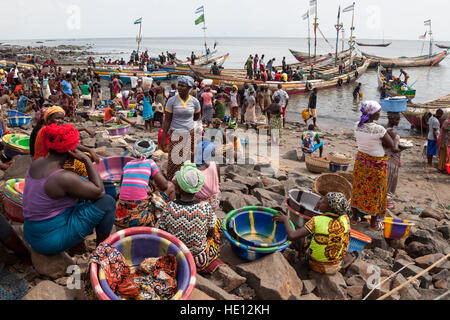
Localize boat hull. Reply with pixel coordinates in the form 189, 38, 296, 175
363, 51, 449, 68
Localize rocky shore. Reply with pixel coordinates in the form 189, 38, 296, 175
1, 113, 449, 300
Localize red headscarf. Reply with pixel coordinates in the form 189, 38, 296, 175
41, 123, 79, 155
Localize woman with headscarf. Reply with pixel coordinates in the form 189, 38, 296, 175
385, 112, 408, 208
214, 87, 229, 122
194, 141, 221, 210
274, 192, 353, 275
23, 123, 116, 255
31, 106, 99, 177
115, 139, 175, 228
351, 101, 398, 231
161, 76, 201, 180
158, 161, 224, 274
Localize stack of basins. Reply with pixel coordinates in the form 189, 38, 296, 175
1, 134, 30, 159
3, 179, 25, 223
222, 206, 295, 261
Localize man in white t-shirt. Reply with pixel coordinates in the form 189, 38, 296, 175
427, 109, 444, 167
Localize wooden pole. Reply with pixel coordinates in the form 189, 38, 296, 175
349, 2, 355, 66
314, 2, 318, 64
308, 11, 311, 60
335, 6, 342, 66
377, 253, 450, 300
137, 21, 142, 58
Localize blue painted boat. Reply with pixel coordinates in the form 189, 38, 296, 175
99, 71, 171, 83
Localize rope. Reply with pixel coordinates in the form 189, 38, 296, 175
317, 26, 336, 52
362, 262, 415, 300
410, 50, 449, 87
377, 253, 450, 300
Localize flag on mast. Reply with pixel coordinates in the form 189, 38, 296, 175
310, 0, 317, 7
343, 3, 354, 12
195, 6, 204, 14
195, 14, 205, 25
419, 31, 427, 39
134, 17, 142, 25
302, 11, 309, 20
424, 19, 431, 26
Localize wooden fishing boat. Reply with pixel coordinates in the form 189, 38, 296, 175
357, 42, 391, 47
159, 54, 230, 75
189, 59, 371, 96
97, 71, 171, 83
377, 65, 416, 101
289, 49, 327, 63
435, 44, 450, 49
173, 50, 218, 65
403, 93, 450, 129
362, 51, 449, 68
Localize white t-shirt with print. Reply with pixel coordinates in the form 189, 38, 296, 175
354, 122, 387, 158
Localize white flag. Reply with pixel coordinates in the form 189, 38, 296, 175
343, 3, 354, 13
195, 6, 204, 14
302, 11, 309, 20
310, 0, 317, 7
424, 19, 431, 26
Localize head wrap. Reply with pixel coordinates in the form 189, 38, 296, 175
133, 139, 156, 159
177, 76, 195, 88
326, 192, 351, 216
358, 101, 381, 128
233, 85, 239, 91
44, 106, 66, 123
194, 141, 215, 167
41, 123, 79, 155
175, 161, 205, 194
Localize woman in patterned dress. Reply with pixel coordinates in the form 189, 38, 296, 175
158, 161, 224, 274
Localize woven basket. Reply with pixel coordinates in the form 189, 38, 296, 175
312, 173, 352, 200
305, 154, 329, 174
337, 171, 354, 186
328, 152, 353, 165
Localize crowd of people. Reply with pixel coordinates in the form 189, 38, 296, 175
0, 51, 448, 300
244, 54, 309, 82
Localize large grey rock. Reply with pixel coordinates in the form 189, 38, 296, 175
95, 138, 113, 148
206, 264, 246, 293
221, 180, 249, 194
3, 155, 32, 180
224, 165, 254, 178
283, 176, 315, 194
282, 150, 298, 161
347, 285, 364, 300
22, 280, 76, 300
265, 183, 286, 196
420, 208, 446, 221
391, 273, 421, 300
362, 277, 397, 300
437, 225, 450, 240
220, 192, 261, 213
252, 188, 285, 211
254, 163, 277, 176
346, 275, 367, 287
231, 175, 264, 190
81, 138, 96, 148
432, 269, 450, 282
195, 275, 242, 300
309, 270, 348, 300
414, 253, 450, 274
301, 279, 317, 295
235, 251, 303, 300
406, 241, 438, 259
31, 250, 74, 280
393, 259, 432, 289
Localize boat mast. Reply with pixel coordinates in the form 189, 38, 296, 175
342, 28, 345, 53
313, 0, 318, 64
335, 6, 343, 66
349, 2, 355, 66
136, 19, 142, 58
203, 9, 208, 55
428, 20, 433, 57
308, 11, 311, 60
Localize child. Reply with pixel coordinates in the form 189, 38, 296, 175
152, 101, 164, 128
142, 90, 154, 132
104, 102, 136, 126
115, 139, 175, 228
17, 90, 28, 113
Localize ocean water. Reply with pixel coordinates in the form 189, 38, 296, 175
3, 36, 450, 134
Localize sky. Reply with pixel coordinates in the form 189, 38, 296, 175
1, 0, 449, 41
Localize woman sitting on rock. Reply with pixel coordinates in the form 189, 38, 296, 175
194, 141, 221, 211
115, 139, 176, 228
23, 123, 116, 255
158, 161, 224, 274
274, 192, 354, 275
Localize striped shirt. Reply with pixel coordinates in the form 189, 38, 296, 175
119, 159, 159, 201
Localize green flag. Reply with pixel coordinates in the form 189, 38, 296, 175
195, 14, 205, 25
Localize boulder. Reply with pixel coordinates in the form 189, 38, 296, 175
416, 288, 449, 300
221, 180, 249, 194
391, 273, 421, 300
220, 192, 260, 213
283, 176, 314, 195
346, 275, 367, 287
420, 208, 445, 221
265, 183, 286, 197
414, 253, 450, 273
297, 293, 321, 300
254, 163, 277, 176
308, 270, 348, 300
22, 280, 75, 300
345, 258, 375, 280
436, 225, 450, 240
206, 264, 247, 293
301, 279, 317, 295
235, 251, 303, 300
432, 269, 450, 282
224, 165, 254, 178
231, 175, 264, 190
232, 283, 256, 300
31, 250, 74, 280
252, 188, 285, 210
434, 280, 447, 289
81, 138, 96, 148
3, 155, 32, 181
95, 138, 113, 149
347, 285, 364, 300
282, 150, 298, 161
273, 170, 288, 181
195, 275, 242, 300
393, 259, 432, 289
406, 241, 437, 259
362, 277, 398, 300
188, 288, 215, 300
